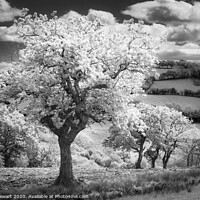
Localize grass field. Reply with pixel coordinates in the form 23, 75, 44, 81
1, 167, 200, 199
116, 185, 200, 200
135, 95, 200, 110
150, 79, 200, 92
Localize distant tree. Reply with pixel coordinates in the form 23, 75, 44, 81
180, 127, 200, 167
156, 106, 191, 169
103, 103, 161, 169
0, 121, 25, 167
0, 10, 159, 186
104, 103, 191, 169
144, 145, 160, 168
0, 104, 45, 168
0, 105, 27, 167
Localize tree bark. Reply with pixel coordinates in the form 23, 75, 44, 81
135, 152, 143, 169
147, 147, 160, 168
162, 151, 171, 169
3, 153, 11, 167
151, 158, 156, 168
191, 153, 194, 166
187, 153, 191, 167
4, 153, 11, 167
196, 155, 200, 166
54, 136, 75, 187
40, 107, 88, 187
135, 136, 146, 169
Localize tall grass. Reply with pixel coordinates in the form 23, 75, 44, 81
1, 168, 200, 199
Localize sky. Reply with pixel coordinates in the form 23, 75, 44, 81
0, 0, 200, 69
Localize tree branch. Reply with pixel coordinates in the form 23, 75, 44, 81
40, 115, 60, 136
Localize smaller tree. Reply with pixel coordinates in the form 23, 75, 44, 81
103, 103, 160, 169
145, 145, 160, 168
180, 126, 200, 167
0, 105, 27, 167
156, 106, 191, 169
0, 104, 44, 167
0, 123, 25, 167
103, 103, 191, 169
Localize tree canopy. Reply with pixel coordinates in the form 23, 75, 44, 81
103, 103, 191, 169
0, 10, 159, 186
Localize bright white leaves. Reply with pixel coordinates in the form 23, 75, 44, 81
1, 11, 160, 126
106, 102, 191, 152
15, 12, 158, 94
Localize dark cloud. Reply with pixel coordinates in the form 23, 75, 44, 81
122, 0, 200, 26
147, 6, 189, 26
166, 25, 200, 44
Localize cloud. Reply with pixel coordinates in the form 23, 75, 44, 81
159, 50, 200, 60
122, 0, 200, 26
61, 9, 117, 25
87, 9, 116, 25
0, 26, 22, 42
142, 23, 171, 39
0, 0, 22, 22
0, 62, 13, 71
159, 42, 200, 60
60, 10, 82, 20
166, 24, 200, 44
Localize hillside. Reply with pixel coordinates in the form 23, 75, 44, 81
36, 61, 200, 170
135, 95, 200, 110
140, 61, 200, 121
150, 79, 200, 93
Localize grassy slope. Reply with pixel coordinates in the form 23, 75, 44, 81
135, 95, 200, 110
38, 65, 200, 170
151, 79, 200, 92
116, 184, 200, 200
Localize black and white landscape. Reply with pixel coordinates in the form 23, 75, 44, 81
0, 0, 200, 200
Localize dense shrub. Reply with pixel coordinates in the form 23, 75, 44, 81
159, 71, 178, 79
27, 147, 56, 168
156, 60, 200, 80
143, 77, 155, 91
165, 103, 200, 122
158, 60, 174, 68
148, 87, 179, 95
193, 79, 200, 86
148, 87, 200, 98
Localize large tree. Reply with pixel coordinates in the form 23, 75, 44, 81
0, 10, 158, 186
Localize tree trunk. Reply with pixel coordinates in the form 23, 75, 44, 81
135, 136, 146, 169
40, 111, 88, 187
196, 155, 200, 166
191, 153, 194, 166
4, 152, 12, 167
162, 151, 171, 169
54, 136, 75, 187
150, 147, 159, 168
135, 152, 143, 169
187, 152, 192, 167
151, 158, 156, 168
